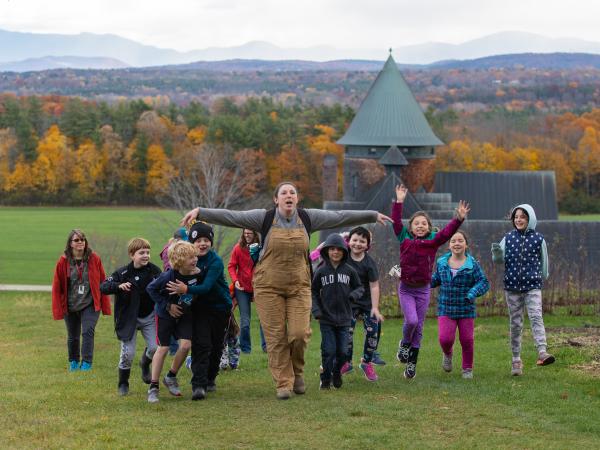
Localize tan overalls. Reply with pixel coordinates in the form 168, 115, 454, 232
252, 218, 312, 393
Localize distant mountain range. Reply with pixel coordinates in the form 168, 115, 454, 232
4, 28, 600, 71
0, 56, 129, 72
153, 53, 600, 72
4, 52, 600, 74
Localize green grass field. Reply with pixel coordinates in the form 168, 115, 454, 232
0, 207, 320, 285
0, 207, 248, 285
2, 291, 600, 449
559, 214, 600, 221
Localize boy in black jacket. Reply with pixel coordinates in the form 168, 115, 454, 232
100, 238, 162, 396
312, 233, 364, 390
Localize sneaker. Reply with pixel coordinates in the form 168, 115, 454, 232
340, 361, 353, 375
219, 353, 229, 371
185, 355, 192, 371
319, 379, 331, 390
162, 375, 182, 396
397, 344, 410, 364
206, 382, 217, 393
536, 352, 556, 366
360, 359, 378, 382
442, 353, 453, 372
276, 388, 291, 399
332, 372, 343, 389
404, 362, 417, 379
462, 369, 473, 379
118, 383, 129, 396
372, 352, 387, 366
511, 360, 523, 376
192, 387, 206, 400
80, 361, 92, 371
147, 386, 159, 403
229, 363, 238, 370
293, 376, 306, 395
68, 360, 79, 372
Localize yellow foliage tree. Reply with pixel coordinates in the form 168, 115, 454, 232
73, 140, 107, 199
187, 126, 207, 146
571, 126, 600, 195
4, 157, 35, 192
307, 124, 344, 197
146, 144, 176, 195
31, 124, 72, 194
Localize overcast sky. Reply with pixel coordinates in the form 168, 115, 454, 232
1, 0, 599, 51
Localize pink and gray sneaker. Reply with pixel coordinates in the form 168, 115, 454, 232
340, 361, 353, 375
359, 359, 378, 382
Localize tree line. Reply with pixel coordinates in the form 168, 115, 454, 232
1, 94, 600, 212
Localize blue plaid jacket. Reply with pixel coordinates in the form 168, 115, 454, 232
431, 252, 489, 319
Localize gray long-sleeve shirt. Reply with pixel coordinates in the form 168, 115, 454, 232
196, 207, 379, 262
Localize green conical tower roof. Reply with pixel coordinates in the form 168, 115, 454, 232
337, 54, 443, 147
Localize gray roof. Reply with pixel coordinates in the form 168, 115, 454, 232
435, 171, 558, 220
337, 55, 444, 147
379, 146, 409, 166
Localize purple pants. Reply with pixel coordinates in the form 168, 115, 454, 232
398, 283, 431, 349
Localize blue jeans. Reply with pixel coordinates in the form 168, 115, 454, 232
235, 288, 266, 353
320, 323, 349, 382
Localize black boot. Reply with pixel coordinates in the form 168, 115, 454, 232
139, 348, 152, 384
404, 347, 419, 379
118, 368, 130, 396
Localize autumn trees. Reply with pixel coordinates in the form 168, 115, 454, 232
0, 95, 348, 206
3, 92, 600, 212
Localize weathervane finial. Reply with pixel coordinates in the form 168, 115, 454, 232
389, 47, 392, 55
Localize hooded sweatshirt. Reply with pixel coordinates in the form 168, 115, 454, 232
311, 234, 364, 327
491, 203, 549, 292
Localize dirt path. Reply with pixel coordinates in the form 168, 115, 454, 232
0, 284, 51, 292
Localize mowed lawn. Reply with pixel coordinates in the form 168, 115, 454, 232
2, 291, 600, 449
559, 214, 600, 221
0, 207, 239, 285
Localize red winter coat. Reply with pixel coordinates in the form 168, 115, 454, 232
227, 243, 254, 293
51, 252, 111, 320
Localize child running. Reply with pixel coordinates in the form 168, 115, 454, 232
431, 231, 489, 379
392, 184, 470, 379
343, 226, 385, 382
146, 241, 197, 403
100, 237, 162, 395
492, 203, 555, 376
165, 222, 232, 400
312, 233, 364, 390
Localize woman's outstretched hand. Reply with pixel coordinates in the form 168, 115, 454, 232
181, 207, 200, 227
376, 212, 393, 225
395, 184, 408, 203
456, 200, 471, 220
